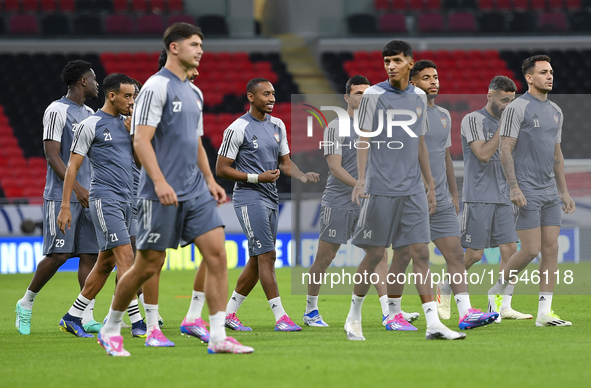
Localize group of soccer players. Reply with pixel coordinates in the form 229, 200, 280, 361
14, 23, 574, 355
307, 40, 575, 341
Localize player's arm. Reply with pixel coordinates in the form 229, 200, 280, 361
553, 144, 575, 214
418, 135, 436, 215
56, 153, 85, 233
197, 137, 226, 205
351, 134, 369, 205
326, 154, 357, 188
134, 124, 177, 206
43, 141, 89, 208
216, 155, 280, 183
445, 148, 459, 214
469, 127, 500, 163
123, 109, 142, 168
499, 136, 526, 207
278, 154, 319, 184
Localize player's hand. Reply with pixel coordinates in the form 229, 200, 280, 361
74, 186, 90, 208
56, 207, 71, 234
452, 196, 460, 214
258, 169, 280, 183
352, 180, 368, 206
207, 180, 227, 206
155, 180, 178, 206
124, 108, 133, 133
510, 187, 527, 207
561, 192, 575, 214
427, 189, 437, 215
299, 172, 320, 184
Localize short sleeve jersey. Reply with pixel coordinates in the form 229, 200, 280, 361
357, 81, 429, 196
71, 110, 133, 202
42, 97, 94, 202
461, 107, 508, 204
424, 105, 452, 206
499, 92, 563, 196
218, 112, 290, 210
321, 117, 359, 210
131, 68, 208, 201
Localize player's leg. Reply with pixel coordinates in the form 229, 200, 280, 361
182, 195, 252, 353
194, 226, 253, 353
304, 240, 340, 327
535, 209, 570, 327
60, 250, 117, 338
383, 247, 419, 331
99, 199, 179, 355
345, 195, 400, 340
180, 263, 209, 341
16, 200, 81, 335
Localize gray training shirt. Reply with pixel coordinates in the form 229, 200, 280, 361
321, 117, 359, 210
218, 111, 290, 210
357, 80, 429, 196
499, 92, 563, 196
71, 109, 133, 202
42, 96, 94, 202
424, 104, 452, 206
461, 106, 509, 204
131, 68, 208, 201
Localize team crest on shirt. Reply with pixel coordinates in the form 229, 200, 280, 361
553, 114, 559, 124
440, 117, 447, 128
274, 133, 280, 142
416, 107, 422, 117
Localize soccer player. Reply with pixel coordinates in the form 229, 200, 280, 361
453, 75, 533, 322
488, 55, 575, 327
15, 60, 100, 335
390, 60, 498, 331
344, 41, 464, 341
217, 78, 319, 332
155, 49, 211, 340
99, 23, 253, 356
56, 73, 147, 338
303, 75, 419, 327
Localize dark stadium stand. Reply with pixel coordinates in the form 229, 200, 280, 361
341, 0, 590, 35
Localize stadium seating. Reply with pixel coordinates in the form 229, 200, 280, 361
0, 49, 299, 199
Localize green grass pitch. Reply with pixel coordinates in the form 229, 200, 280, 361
1, 266, 591, 387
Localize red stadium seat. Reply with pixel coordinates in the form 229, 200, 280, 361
512, 0, 528, 9
426, 0, 441, 9
548, 0, 563, 9
3, 0, 20, 12
41, 0, 57, 12
538, 11, 568, 31
113, 0, 128, 12
392, 0, 408, 10
167, 14, 195, 26
478, 0, 493, 10
9, 14, 39, 34
417, 12, 445, 32
530, 0, 546, 10
22, 0, 38, 12
378, 13, 407, 33
496, 0, 511, 9
105, 14, 134, 34
566, 0, 581, 9
132, 0, 147, 12
408, 0, 424, 9
151, 0, 165, 12
375, 0, 390, 10
137, 14, 164, 34
448, 12, 477, 32
2, 186, 24, 198
59, 0, 74, 12
167, 0, 183, 12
